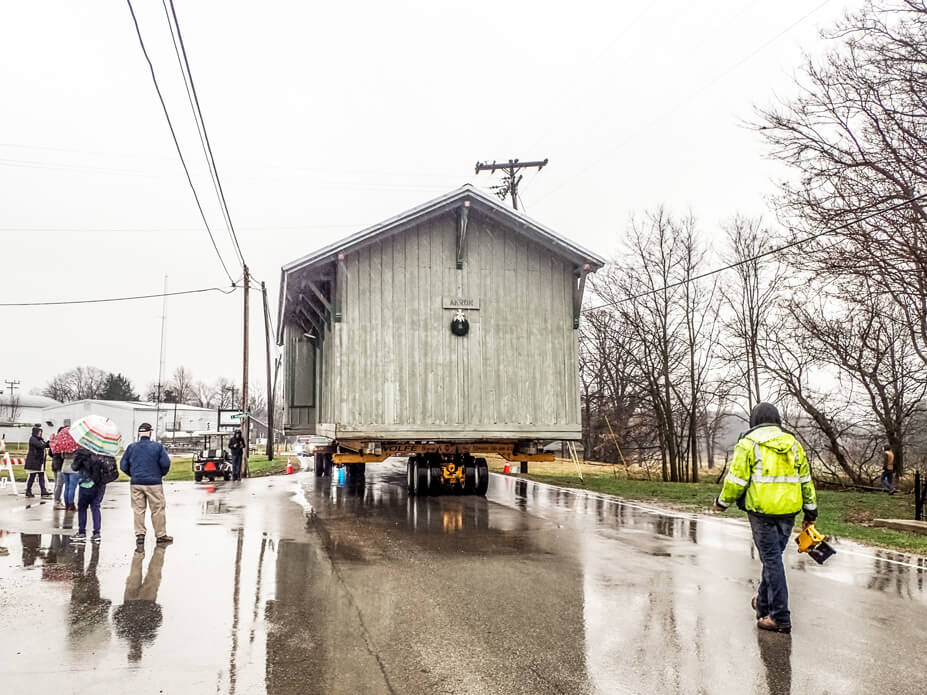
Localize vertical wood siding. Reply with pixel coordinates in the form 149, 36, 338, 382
308, 210, 580, 435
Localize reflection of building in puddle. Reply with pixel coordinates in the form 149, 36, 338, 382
199, 497, 236, 525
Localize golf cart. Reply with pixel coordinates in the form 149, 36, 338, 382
192, 431, 233, 482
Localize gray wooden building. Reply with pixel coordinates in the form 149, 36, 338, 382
276, 185, 604, 453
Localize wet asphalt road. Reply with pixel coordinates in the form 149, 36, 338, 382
1, 459, 926, 695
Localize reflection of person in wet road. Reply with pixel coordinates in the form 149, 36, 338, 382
68, 543, 112, 642
757, 629, 792, 695
113, 546, 166, 662
714, 402, 818, 633
21, 532, 42, 566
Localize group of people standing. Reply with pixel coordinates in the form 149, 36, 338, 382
21, 423, 174, 546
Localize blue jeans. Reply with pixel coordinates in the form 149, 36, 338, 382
749, 513, 795, 627
231, 453, 242, 480
63, 473, 80, 505
77, 483, 106, 535
880, 470, 894, 493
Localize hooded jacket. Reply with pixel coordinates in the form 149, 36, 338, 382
24, 427, 48, 471
717, 424, 817, 520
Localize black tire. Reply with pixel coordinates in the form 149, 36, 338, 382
463, 463, 476, 494
413, 458, 429, 496
407, 457, 416, 495
223, 472, 231, 481
429, 464, 443, 495
346, 461, 366, 484
323, 454, 333, 477
194, 471, 203, 482
208, 474, 216, 483
474, 458, 489, 496
314, 454, 324, 477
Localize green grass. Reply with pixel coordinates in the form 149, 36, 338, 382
6, 454, 289, 483
489, 459, 927, 554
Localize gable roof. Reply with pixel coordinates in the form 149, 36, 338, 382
277, 185, 606, 342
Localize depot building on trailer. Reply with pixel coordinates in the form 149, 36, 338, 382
277, 185, 604, 494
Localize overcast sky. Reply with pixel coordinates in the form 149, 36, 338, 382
0, 0, 861, 398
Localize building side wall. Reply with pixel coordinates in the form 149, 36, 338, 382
313, 210, 580, 437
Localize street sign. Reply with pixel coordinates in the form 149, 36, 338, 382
230, 412, 250, 420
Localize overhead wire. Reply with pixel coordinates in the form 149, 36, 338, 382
125, 0, 236, 285
0, 285, 238, 307
582, 193, 927, 313
537, 0, 833, 204
163, 0, 245, 267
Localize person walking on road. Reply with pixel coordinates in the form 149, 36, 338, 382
714, 402, 818, 634
24, 425, 51, 498
120, 423, 173, 548
71, 447, 109, 542
228, 429, 244, 481
880, 445, 896, 495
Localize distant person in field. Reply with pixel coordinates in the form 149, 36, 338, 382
120, 423, 173, 548
24, 425, 51, 498
714, 402, 818, 634
880, 445, 895, 494
228, 430, 245, 481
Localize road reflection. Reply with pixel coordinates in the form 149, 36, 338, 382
757, 630, 792, 695
113, 546, 166, 662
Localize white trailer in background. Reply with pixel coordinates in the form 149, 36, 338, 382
277, 185, 604, 495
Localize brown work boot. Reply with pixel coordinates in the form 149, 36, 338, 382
757, 616, 791, 634
156, 535, 173, 545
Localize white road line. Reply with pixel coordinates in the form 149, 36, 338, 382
493, 473, 927, 571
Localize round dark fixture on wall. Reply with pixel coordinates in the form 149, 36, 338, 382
451, 310, 469, 337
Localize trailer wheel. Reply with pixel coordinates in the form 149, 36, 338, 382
407, 458, 416, 494
463, 463, 476, 494
413, 458, 429, 496
208, 474, 216, 483
474, 458, 489, 496
314, 454, 324, 477
429, 464, 444, 495
323, 454, 333, 477
346, 461, 366, 484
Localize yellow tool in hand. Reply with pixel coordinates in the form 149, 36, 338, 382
795, 524, 837, 565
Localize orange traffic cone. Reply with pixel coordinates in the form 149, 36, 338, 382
286, 458, 294, 475
503, 462, 511, 474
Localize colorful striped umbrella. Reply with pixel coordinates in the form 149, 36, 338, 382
49, 426, 79, 455
68, 415, 122, 456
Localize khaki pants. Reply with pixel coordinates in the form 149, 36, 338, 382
131, 484, 167, 537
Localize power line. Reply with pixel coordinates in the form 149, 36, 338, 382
0, 285, 237, 307
582, 193, 927, 313
164, 0, 245, 267
538, 0, 832, 204
125, 0, 236, 285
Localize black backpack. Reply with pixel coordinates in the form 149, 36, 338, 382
97, 454, 120, 484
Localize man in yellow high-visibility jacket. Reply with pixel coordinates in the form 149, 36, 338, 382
714, 402, 817, 634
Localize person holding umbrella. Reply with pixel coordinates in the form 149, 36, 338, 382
50, 426, 81, 512
24, 425, 51, 498
68, 415, 123, 543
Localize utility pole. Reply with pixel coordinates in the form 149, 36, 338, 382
261, 281, 275, 460
155, 275, 168, 440
474, 158, 548, 210
241, 264, 250, 477
4, 380, 20, 421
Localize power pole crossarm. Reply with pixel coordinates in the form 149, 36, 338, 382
474, 158, 548, 210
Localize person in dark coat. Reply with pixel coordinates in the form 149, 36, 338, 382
24, 425, 51, 498
228, 430, 244, 481
71, 447, 107, 542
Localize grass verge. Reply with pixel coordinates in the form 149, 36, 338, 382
488, 459, 927, 555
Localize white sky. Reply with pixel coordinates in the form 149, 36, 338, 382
0, 0, 860, 396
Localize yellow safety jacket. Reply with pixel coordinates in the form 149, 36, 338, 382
717, 425, 817, 519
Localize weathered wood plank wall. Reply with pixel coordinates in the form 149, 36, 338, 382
305, 209, 580, 440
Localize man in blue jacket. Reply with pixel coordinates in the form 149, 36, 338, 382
120, 423, 173, 547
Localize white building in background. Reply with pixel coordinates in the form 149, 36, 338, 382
0, 393, 61, 443
40, 400, 219, 446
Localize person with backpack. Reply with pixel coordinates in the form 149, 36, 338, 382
713, 402, 818, 634
71, 446, 117, 543
120, 423, 173, 548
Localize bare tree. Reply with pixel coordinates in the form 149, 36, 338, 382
757, 0, 927, 364
168, 366, 196, 404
